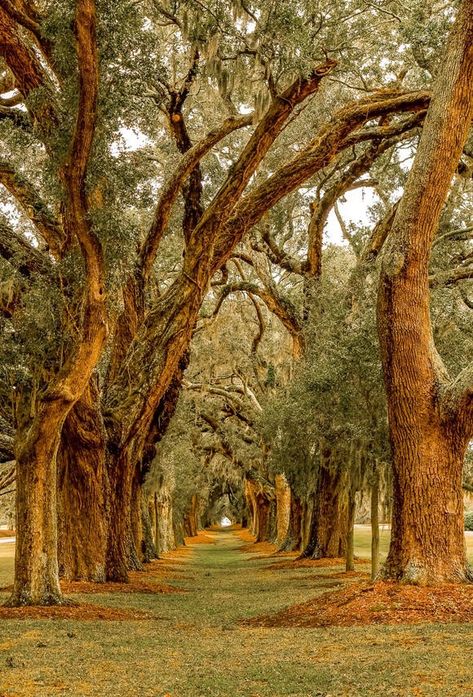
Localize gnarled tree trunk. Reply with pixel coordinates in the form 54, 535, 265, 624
8, 409, 64, 606
301, 455, 348, 559
57, 379, 108, 582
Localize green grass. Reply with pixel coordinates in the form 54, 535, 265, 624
0, 530, 473, 696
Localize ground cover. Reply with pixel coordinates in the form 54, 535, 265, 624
0, 529, 473, 696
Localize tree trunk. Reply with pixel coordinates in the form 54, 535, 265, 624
105, 448, 133, 582
142, 498, 158, 563
300, 458, 348, 559
184, 494, 199, 537
129, 468, 144, 570
377, 0, 473, 584
255, 493, 272, 542
345, 488, 356, 572
173, 518, 185, 547
244, 478, 258, 536
383, 436, 469, 583
274, 474, 291, 547
371, 464, 380, 581
279, 493, 302, 552
268, 499, 277, 543
7, 413, 64, 606
155, 487, 175, 554
57, 379, 108, 582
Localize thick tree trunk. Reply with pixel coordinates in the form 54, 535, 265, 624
254, 492, 273, 542
382, 435, 469, 583
244, 478, 258, 536
173, 519, 185, 547
7, 415, 64, 606
184, 494, 199, 537
279, 493, 302, 552
268, 499, 277, 543
57, 380, 108, 582
301, 498, 312, 549
377, 0, 473, 584
105, 448, 133, 582
300, 459, 348, 559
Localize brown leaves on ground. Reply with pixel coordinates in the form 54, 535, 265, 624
0, 603, 153, 621
242, 581, 473, 628
267, 556, 367, 570
0, 558, 187, 597
233, 528, 279, 555
184, 531, 216, 545
240, 541, 279, 555
234, 528, 256, 544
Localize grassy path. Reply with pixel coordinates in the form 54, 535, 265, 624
1, 528, 473, 696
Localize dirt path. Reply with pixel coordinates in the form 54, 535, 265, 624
1, 529, 473, 696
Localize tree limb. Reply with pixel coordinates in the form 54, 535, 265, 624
0, 160, 65, 256
139, 114, 254, 279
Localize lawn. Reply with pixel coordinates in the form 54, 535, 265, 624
0, 529, 472, 696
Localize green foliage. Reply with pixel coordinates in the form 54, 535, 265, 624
465, 511, 473, 531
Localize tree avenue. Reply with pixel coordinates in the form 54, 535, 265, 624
0, 0, 471, 608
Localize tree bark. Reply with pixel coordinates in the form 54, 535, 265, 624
274, 474, 291, 547
155, 488, 175, 555
184, 494, 199, 537
279, 493, 302, 552
141, 498, 158, 563
371, 464, 380, 581
105, 448, 133, 582
7, 410, 64, 606
129, 468, 144, 571
345, 488, 356, 572
377, 0, 473, 584
300, 457, 348, 559
254, 492, 272, 542
57, 379, 107, 582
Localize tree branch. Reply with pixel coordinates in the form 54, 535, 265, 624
54, 0, 106, 400
214, 280, 304, 358
0, 160, 65, 256
0, 6, 57, 129
0, 216, 54, 278
139, 114, 254, 279
211, 90, 429, 272
1, 0, 53, 66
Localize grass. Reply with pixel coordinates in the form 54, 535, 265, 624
0, 529, 473, 695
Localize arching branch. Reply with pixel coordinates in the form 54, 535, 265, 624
211, 90, 430, 272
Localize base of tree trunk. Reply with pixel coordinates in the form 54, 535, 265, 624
381, 558, 473, 585
4, 589, 68, 607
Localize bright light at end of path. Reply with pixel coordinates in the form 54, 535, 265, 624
220, 517, 232, 527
